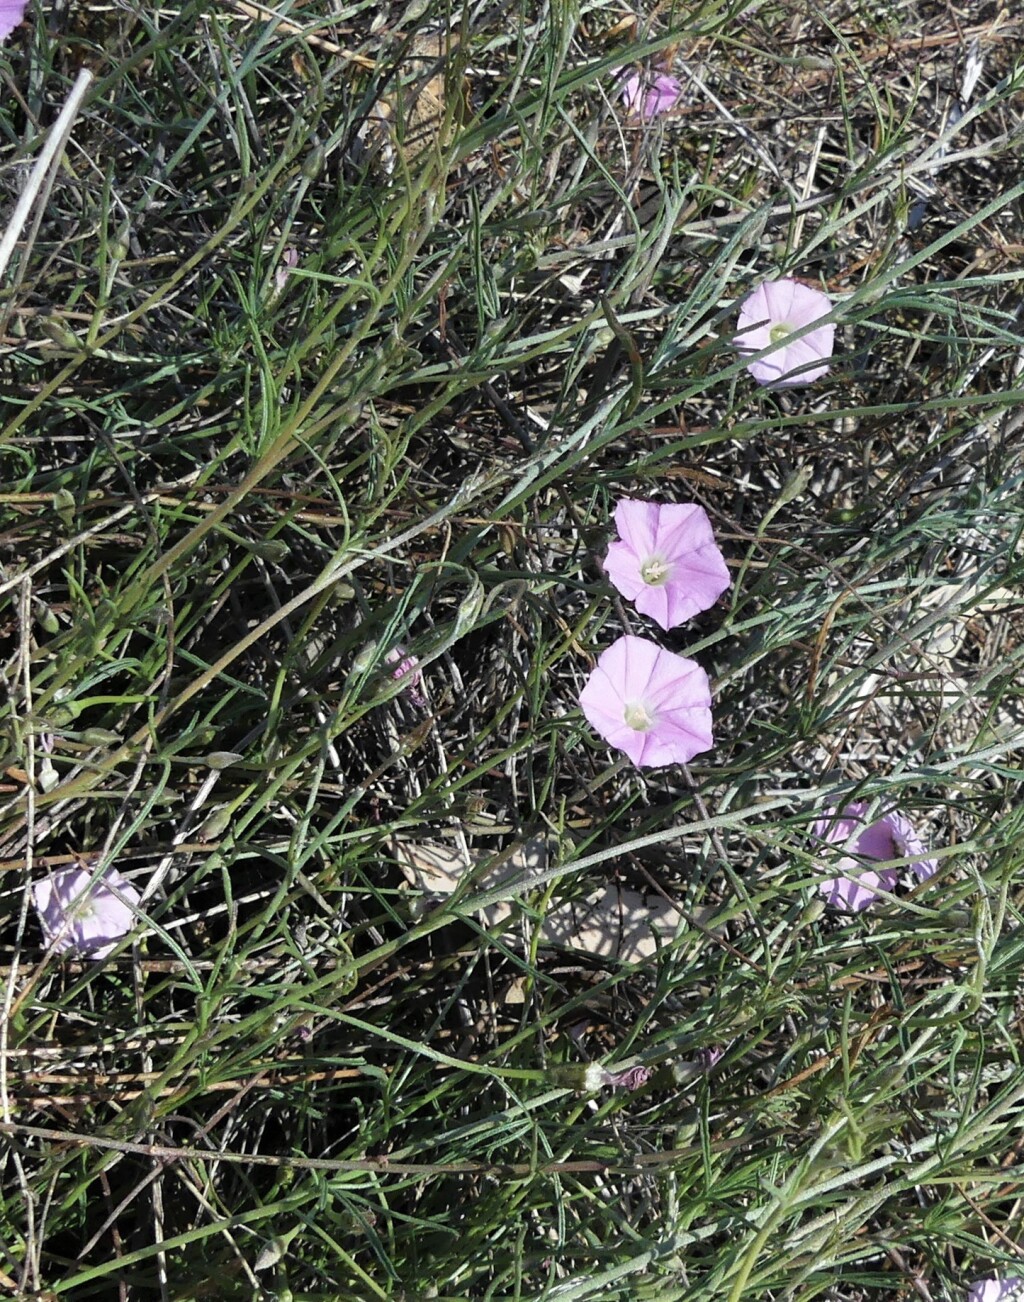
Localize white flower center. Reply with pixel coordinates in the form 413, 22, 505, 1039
70, 896, 99, 924
623, 700, 655, 732
639, 554, 670, 586
769, 322, 793, 343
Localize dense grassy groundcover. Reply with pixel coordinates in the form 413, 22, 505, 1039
1, 0, 1023, 1297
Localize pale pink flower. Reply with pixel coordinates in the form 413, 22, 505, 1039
385, 645, 425, 706
620, 71, 683, 121
579, 634, 713, 768
604, 499, 730, 631
811, 802, 937, 912
32, 866, 141, 959
0, 0, 28, 42
966, 1280, 1024, 1302
734, 278, 835, 387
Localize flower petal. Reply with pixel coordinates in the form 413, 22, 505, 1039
966, 1280, 1024, 1302
785, 281, 833, 328
612, 499, 660, 554
774, 333, 833, 385
735, 284, 772, 337
0, 0, 28, 42
819, 866, 898, 912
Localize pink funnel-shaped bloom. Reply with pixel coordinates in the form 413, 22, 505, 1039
620, 71, 683, 121
967, 1282, 1024, 1302
811, 802, 937, 912
734, 278, 835, 387
0, 0, 27, 41
579, 635, 713, 768
32, 866, 141, 958
604, 499, 730, 631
